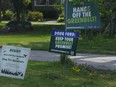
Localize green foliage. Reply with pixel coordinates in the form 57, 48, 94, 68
0, 0, 13, 20
11, 0, 31, 21
28, 11, 43, 22
0, 23, 5, 27
57, 12, 64, 22
1, 0, 13, 12
1, 21, 32, 33
53, 0, 64, 11
4, 10, 14, 20
24, 0, 31, 4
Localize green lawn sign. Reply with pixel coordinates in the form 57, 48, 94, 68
49, 30, 79, 56
65, 0, 101, 29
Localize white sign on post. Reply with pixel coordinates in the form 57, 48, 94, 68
0, 45, 31, 79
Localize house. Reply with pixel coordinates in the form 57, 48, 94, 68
32, 0, 65, 18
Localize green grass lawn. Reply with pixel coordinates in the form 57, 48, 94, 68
0, 24, 64, 50
0, 23, 116, 87
0, 23, 116, 54
0, 22, 5, 26
0, 61, 116, 87
78, 36, 116, 54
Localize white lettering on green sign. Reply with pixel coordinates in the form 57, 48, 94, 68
73, 6, 90, 13
55, 37, 74, 49
68, 16, 96, 24
55, 45, 72, 49
54, 31, 64, 36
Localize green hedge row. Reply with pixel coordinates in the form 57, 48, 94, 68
1, 10, 44, 22
28, 11, 43, 21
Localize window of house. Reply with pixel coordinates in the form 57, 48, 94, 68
34, 0, 64, 6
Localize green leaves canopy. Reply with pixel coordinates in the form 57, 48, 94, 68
11, 0, 31, 21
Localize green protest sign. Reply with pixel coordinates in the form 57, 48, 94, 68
65, 0, 101, 29
49, 30, 79, 56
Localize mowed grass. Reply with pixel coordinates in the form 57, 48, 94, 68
0, 22, 5, 27
0, 24, 64, 50
0, 33, 50, 50
0, 23, 116, 54
78, 36, 116, 54
0, 61, 116, 87
0, 23, 116, 87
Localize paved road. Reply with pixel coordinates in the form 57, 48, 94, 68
30, 50, 60, 61
70, 54, 116, 70
30, 50, 116, 70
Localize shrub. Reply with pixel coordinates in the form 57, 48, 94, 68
57, 13, 64, 22
28, 11, 43, 21
4, 10, 14, 20
1, 21, 32, 33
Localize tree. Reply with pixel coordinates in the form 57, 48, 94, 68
11, 0, 31, 21
99, 0, 116, 36
0, 0, 13, 20
0, 0, 32, 33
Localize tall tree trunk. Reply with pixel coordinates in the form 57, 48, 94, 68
16, 0, 21, 22
109, 15, 116, 36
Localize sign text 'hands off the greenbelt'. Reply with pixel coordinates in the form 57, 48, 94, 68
65, 0, 101, 29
